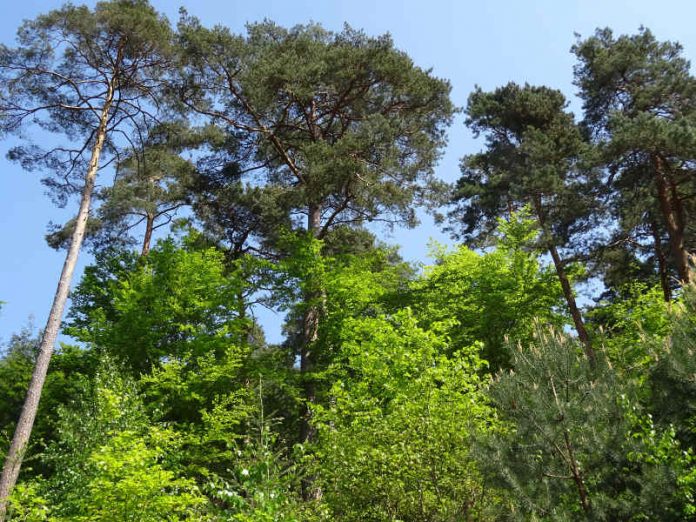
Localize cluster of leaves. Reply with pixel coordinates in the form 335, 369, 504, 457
2, 227, 696, 521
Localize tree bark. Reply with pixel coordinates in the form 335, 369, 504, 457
300, 204, 322, 444
653, 155, 690, 284
0, 87, 115, 520
141, 212, 155, 257
563, 431, 592, 514
532, 199, 596, 367
649, 218, 672, 302
547, 243, 597, 367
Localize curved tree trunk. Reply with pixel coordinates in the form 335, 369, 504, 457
0, 90, 114, 520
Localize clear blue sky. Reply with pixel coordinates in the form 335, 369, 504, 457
1, 0, 695, 344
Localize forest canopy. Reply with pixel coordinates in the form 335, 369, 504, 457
0, 2, 695, 520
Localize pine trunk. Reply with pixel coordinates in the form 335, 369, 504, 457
300, 204, 322, 444
653, 155, 690, 284
547, 243, 596, 366
300, 205, 323, 501
141, 212, 155, 257
649, 218, 672, 302
532, 198, 596, 367
0, 89, 114, 520
564, 431, 592, 514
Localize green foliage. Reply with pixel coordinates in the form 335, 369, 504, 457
0, 333, 94, 470
622, 398, 696, 516
70, 238, 251, 376
447, 82, 600, 252
0, 331, 37, 456
4, 11, 696, 520
274, 231, 411, 393
72, 428, 205, 521
589, 283, 672, 375
314, 310, 497, 521
0, 0, 173, 204
275, 232, 328, 312
47, 122, 199, 254
410, 211, 564, 369
202, 381, 305, 521
177, 17, 454, 245
480, 330, 688, 519
650, 282, 696, 451
573, 27, 696, 286
6, 359, 207, 521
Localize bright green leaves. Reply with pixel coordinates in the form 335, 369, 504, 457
588, 283, 672, 374
314, 310, 495, 521
65, 238, 260, 434
410, 213, 564, 370
71, 239, 251, 374
6, 361, 206, 521
74, 428, 206, 522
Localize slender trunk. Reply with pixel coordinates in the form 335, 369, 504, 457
299, 304, 320, 443
300, 205, 322, 444
140, 212, 155, 257
547, 243, 596, 366
237, 287, 255, 345
653, 155, 690, 284
563, 431, 591, 514
649, 218, 672, 302
300, 204, 323, 501
532, 198, 596, 367
0, 88, 115, 520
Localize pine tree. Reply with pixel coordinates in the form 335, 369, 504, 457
573, 27, 696, 285
176, 18, 455, 454
46, 122, 197, 256
480, 329, 688, 519
447, 83, 602, 364
0, 1, 172, 514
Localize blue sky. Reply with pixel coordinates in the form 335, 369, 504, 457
1, 0, 695, 344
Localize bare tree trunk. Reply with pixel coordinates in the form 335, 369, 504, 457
0, 90, 114, 520
653, 155, 690, 284
141, 212, 155, 257
547, 243, 597, 367
649, 218, 672, 302
532, 198, 596, 367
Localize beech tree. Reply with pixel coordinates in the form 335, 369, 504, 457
176, 18, 455, 449
0, 1, 171, 514
447, 83, 601, 365
573, 28, 696, 285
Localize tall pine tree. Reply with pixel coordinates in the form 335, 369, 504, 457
176, 18, 455, 453
573, 27, 696, 286
447, 83, 601, 364
0, 1, 172, 514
